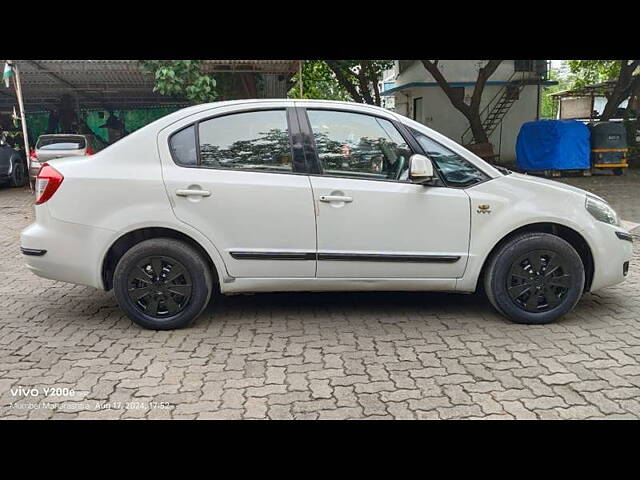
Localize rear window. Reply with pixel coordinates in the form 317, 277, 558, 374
37, 136, 86, 150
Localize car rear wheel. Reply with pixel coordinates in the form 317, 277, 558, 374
484, 232, 585, 324
113, 238, 213, 330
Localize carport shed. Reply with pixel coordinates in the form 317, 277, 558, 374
0, 60, 300, 144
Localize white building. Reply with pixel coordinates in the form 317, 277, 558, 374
381, 60, 555, 162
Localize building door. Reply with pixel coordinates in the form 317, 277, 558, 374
413, 97, 423, 123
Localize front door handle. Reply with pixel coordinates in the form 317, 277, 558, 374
319, 195, 353, 203
176, 189, 211, 197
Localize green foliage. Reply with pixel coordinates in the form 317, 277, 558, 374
539, 67, 572, 119
289, 61, 350, 101
568, 60, 621, 88
140, 60, 217, 104
289, 60, 393, 105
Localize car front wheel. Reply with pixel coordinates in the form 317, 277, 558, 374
113, 238, 213, 330
10, 159, 27, 187
484, 232, 585, 324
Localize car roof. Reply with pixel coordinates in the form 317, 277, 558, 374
153, 98, 395, 132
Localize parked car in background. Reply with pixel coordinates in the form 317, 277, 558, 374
29, 134, 107, 180
0, 134, 27, 187
20, 100, 633, 330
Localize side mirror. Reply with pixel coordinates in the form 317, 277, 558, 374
409, 154, 434, 184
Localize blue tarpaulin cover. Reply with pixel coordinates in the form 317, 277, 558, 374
516, 120, 591, 171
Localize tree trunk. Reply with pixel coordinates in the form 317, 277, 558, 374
627, 76, 640, 114
468, 113, 489, 144
325, 61, 364, 103
600, 60, 640, 121
420, 60, 502, 145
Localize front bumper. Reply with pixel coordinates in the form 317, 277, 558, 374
589, 222, 634, 291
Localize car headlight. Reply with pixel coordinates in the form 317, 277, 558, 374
585, 195, 619, 226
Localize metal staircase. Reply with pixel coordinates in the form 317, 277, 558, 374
461, 72, 528, 146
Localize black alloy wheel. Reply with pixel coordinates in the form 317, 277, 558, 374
506, 249, 571, 313
126, 255, 193, 318
113, 238, 214, 330
484, 232, 585, 325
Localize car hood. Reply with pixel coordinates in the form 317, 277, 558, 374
501, 172, 606, 202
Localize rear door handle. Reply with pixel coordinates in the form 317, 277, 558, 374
319, 195, 353, 203
176, 189, 211, 197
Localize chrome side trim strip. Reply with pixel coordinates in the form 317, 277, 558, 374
229, 251, 460, 263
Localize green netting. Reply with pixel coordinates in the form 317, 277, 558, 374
25, 106, 183, 144
25, 113, 50, 141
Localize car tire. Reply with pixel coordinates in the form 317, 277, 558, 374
484, 232, 585, 325
9, 159, 27, 187
113, 238, 213, 330
613, 168, 625, 176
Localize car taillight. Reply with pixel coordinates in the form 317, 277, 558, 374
85, 146, 94, 155
35, 164, 64, 205
29, 149, 38, 160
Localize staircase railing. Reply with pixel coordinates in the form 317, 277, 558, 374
461, 70, 526, 146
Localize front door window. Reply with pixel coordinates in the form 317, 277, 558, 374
307, 110, 413, 182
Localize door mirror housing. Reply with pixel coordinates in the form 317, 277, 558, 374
409, 154, 434, 184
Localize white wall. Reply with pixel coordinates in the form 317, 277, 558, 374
394, 84, 539, 163
390, 60, 542, 163
396, 60, 538, 85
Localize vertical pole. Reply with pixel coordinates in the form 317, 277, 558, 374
298, 60, 303, 98
12, 62, 32, 190
75, 95, 81, 131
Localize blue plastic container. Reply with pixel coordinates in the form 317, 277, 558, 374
516, 120, 591, 171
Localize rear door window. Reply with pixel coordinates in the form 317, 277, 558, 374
37, 136, 86, 150
169, 126, 198, 166
198, 110, 293, 173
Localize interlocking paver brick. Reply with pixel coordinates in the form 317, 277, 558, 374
1, 177, 640, 419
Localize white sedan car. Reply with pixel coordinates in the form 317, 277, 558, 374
21, 100, 633, 330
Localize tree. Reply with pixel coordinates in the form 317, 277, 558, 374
139, 60, 217, 104
289, 60, 393, 106
568, 60, 640, 120
288, 61, 350, 101
421, 60, 503, 144
539, 64, 572, 119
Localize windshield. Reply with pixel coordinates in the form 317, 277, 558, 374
37, 136, 86, 150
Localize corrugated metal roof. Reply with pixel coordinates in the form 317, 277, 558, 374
0, 60, 300, 112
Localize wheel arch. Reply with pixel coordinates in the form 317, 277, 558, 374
476, 222, 595, 293
101, 227, 220, 291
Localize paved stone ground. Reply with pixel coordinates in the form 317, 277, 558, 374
1, 172, 639, 420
